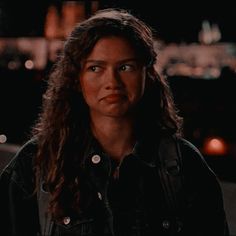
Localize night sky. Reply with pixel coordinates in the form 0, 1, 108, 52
0, 0, 235, 43
110, 1, 236, 43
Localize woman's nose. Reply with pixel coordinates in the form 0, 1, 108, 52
104, 68, 122, 90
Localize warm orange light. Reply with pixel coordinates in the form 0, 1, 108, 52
44, 5, 61, 39
203, 137, 228, 156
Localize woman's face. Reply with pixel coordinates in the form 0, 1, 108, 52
79, 36, 146, 119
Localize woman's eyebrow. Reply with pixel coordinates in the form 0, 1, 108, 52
84, 58, 139, 64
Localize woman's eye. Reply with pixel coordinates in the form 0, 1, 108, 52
119, 64, 134, 71
88, 66, 101, 72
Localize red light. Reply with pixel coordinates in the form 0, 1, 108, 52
203, 137, 228, 156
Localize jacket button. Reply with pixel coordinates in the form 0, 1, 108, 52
162, 220, 170, 229
177, 220, 183, 232
91, 154, 101, 164
97, 192, 102, 200
63, 216, 71, 225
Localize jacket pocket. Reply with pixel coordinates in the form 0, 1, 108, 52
54, 218, 94, 236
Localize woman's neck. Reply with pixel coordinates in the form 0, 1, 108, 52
90, 116, 136, 162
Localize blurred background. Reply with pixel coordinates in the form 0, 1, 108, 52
0, 0, 236, 234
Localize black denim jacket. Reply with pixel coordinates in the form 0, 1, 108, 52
0, 134, 229, 236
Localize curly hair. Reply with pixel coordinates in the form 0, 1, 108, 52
33, 8, 182, 221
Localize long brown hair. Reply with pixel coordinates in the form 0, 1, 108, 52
33, 8, 182, 220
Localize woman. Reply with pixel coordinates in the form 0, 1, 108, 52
0, 8, 229, 236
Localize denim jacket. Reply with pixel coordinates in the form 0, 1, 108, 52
0, 134, 229, 236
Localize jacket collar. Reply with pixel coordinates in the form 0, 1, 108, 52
82, 128, 160, 168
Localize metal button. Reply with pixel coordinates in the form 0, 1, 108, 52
97, 192, 102, 200
75, 177, 79, 185
91, 154, 101, 164
63, 216, 71, 225
177, 220, 183, 232
162, 220, 170, 229
177, 224, 182, 232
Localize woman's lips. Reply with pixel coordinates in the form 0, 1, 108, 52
102, 94, 126, 103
